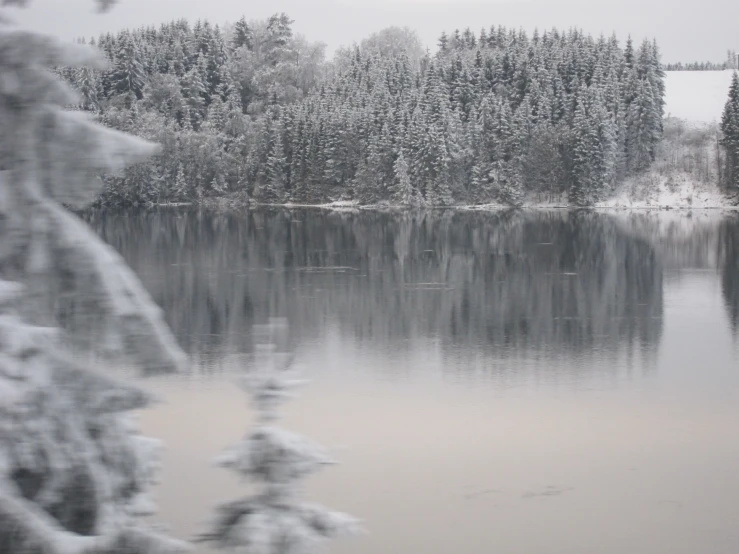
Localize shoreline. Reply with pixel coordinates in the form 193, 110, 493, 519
140, 199, 739, 213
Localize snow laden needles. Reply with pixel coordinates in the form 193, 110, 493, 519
1, 1, 189, 552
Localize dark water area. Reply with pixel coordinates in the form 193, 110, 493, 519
84, 208, 739, 554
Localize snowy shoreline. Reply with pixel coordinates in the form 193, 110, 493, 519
186, 194, 739, 212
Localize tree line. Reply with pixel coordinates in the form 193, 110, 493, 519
721, 71, 739, 191
665, 50, 738, 71
58, 17, 666, 207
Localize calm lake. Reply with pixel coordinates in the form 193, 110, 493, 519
85, 208, 739, 554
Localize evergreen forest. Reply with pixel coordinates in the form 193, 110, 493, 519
57, 15, 667, 207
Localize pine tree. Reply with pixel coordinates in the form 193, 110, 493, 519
570, 95, 591, 206
650, 39, 666, 133
470, 161, 492, 202
626, 77, 660, 173
206, 95, 226, 131
0, 2, 188, 553
195, 51, 211, 105
392, 151, 420, 205
262, 116, 288, 202
199, 319, 359, 553
180, 62, 207, 128
231, 16, 252, 51
265, 12, 294, 67
111, 32, 146, 99
171, 40, 187, 77
173, 163, 188, 199
437, 31, 449, 53
569, 88, 616, 205
76, 65, 100, 111
353, 137, 384, 203
411, 63, 454, 205
721, 72, 739, 190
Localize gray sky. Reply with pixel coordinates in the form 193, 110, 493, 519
7, 0, 739, 63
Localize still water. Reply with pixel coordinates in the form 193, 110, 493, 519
86, 208, 739, 554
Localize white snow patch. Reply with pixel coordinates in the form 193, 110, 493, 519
597, 173, 732, 209
321, 200, 360, 207
664, 70, 735, 124
279, 199, 361, 211
458, 202, 514, 210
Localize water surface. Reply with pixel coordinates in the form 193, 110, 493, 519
86, 208, 739, 554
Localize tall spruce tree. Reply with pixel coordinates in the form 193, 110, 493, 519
231, 16, 252, 51
111, 32, 146, 99
626, 76, 660, 173
570, 89, 615, 205
721, 72, 739, 191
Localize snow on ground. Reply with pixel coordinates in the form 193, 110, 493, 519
664, 70, 735, 124
596, 173, 730, 209
589, 71, 739, 210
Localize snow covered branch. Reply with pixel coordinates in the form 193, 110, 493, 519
0, 480, 117, 554
40, 198, 186, 372
1, 3, 189, 552
36, 107, 160, 208
0, 483, 189, 554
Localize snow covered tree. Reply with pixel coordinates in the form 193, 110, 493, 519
111, 32, 146, 100
199, 318, 359, 553
721, 72, 739, 191
180, 63, 207, 129
173, 163, 188, 199
231, 16, 252, 51
76, 65, 101, 111
265, 13, 294, 67
625, 77, 660, 173
437, 31, 449, 53
206, 95, 226, 131
392, 151, 420, 206
0, 1, 188, 554
571, 88, 617, 205
490, 99, 524, 207
260, 115, 288, 202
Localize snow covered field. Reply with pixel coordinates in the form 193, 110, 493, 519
664, 70, 735, 124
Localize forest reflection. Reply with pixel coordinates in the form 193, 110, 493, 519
720, 214, 739, 333
84, 209, 739, 377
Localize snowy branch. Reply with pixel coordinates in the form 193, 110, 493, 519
36, 107, 160, 209
0, 29, 109, 70
0, 480, 116, 554
0, 482, 190, 553
40, 198, 187, 373
217, 426, 335, 483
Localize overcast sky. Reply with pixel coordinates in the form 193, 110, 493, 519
7, 0, 739, 63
